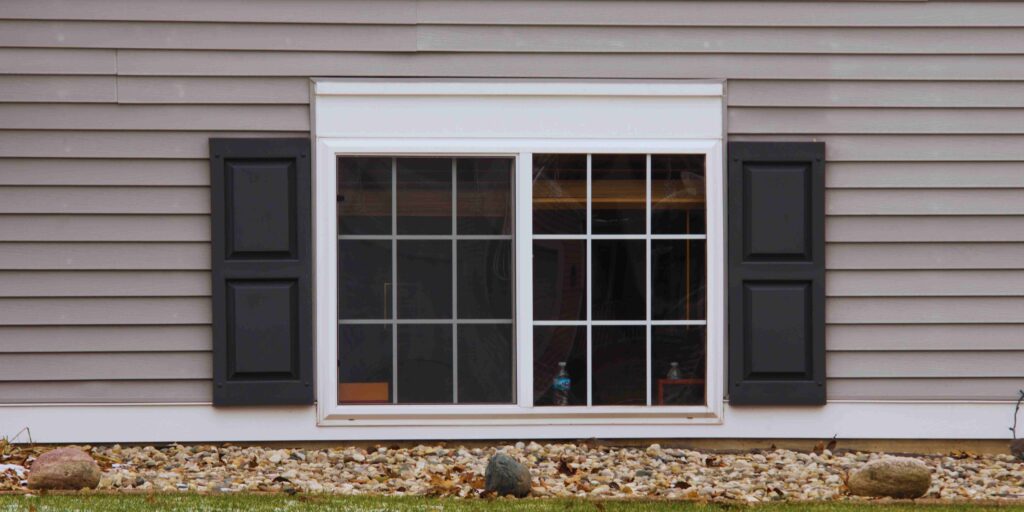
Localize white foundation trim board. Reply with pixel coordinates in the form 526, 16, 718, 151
0, 402, 1014, 443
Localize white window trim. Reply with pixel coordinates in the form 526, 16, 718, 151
313, 80, 725, 428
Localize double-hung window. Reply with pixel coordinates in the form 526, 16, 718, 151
314, 80, 724, 426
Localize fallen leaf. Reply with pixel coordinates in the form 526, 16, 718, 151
826, 435, 838, 452
674, 480, 691, 489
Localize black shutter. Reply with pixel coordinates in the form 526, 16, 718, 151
727, 142, 825, 405
210, 138, 313, 405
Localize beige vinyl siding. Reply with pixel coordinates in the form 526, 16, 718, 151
0, 0, 1020, 404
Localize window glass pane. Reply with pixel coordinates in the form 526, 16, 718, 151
337, 157, 392, 235
533, 326, 587, 406
457, 240, 512, 319
652, 326, 706, 406
338, 324, 392, 404
652, 155, 705, 234
592, 325, 646, 406
397, 240, 452, 319
592, 239, 646, 321
338, 239, 391, 319
532, 239, 586, 321
457, 324, 513, 404
397, 157, 451, 235
457, 158, 512, 235
652, 240, 707, 320
397, 324, 453, 404
533, 154, 586, 234
592, 154, 646, 234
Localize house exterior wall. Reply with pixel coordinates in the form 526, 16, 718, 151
1, 0, 1022, 406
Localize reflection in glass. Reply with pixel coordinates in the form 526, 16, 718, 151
592, 154, 646, 234
338, 240, 391, 319
592, 239, 645, 321
397, 158, 451, 234
397, 240, 452, 319
338, 324, 392, 404
397, 324, 453, 403
457, 324, 513, 403
457, 158, 512, 235
533, 154, 587, 234
652, 326, 706, 406
458, 240, 512, 319
337, 157, 392, 235
592, 325, 646, 406
533, 326, 587, 406
652, 240, 706, 320
652, 155, 706, 234
533, 240, 586, 321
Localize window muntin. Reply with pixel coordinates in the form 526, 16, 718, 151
531, 154, 707, 407
336, 156, 515, 405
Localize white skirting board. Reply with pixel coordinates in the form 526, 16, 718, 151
0, 401, 1014, 443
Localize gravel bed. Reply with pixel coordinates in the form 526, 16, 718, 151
2, 442, 1022, 502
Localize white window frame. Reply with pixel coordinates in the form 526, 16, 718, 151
313, 80, 725, 427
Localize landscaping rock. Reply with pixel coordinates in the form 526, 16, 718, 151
484, 452, 531, 497
1011, 439, 1024, 461
847, 457, 931, 499
28, 447, 102, 490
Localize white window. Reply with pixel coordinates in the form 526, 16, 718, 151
314, 80, 724, 427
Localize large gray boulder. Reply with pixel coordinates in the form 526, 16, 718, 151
484, 452, 531, 497
847, 457, 931, 499
28, 447, 102, 490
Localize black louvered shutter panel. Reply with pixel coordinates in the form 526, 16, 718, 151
727, 142, 825, 405
210, 138, 313, 405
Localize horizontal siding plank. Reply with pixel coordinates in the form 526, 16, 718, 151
419, 26, 1024, 55
827, 243, 1024, 270
417, 1, 1024, 27
116, 77, 309, 104
0, 159, 209, 186
827, 297, 1024, 324
0, 325, 210, 353
0, 271, 209, 297
0, 352, 210, 380
0, 76, 115, 103
730, 81, 1024, 108
0, 215, 209, 242
828, 378, 1022, 401
0, 0, 417, 24
0, 242, 209, 270
732, 108, 1024, 135
0, 105, 309, 131
115, 52, 1024, 80
827, 270, 1024, 297
826, 162, 1024, 189
0, 20, 414, 51
828, 351, 1024, 378
730, 135, 1024, 161
0, 131, 306, 159
0, 380, 210, 403
826, 216, 1024, 243
827, 324, 1024, 351
0, 48, 115, 75
0, 297, 210, 325
827, 190, 1024, 216
0, 187, 208, 214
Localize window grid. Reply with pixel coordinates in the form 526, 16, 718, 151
336, 156, 513, 405
533, 153, 707, 408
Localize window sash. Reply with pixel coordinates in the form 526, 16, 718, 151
315, 138, 724, 425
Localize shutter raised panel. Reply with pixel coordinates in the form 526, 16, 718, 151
728, 142, 826, 405
210, 138, 313, 406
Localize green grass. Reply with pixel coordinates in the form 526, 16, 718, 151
1, 495, 1023, 512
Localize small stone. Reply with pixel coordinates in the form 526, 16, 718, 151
484, 453, 531, 498
848, 457, 932, 499
27, 447, 102, 490
1010, 439, 1024, 461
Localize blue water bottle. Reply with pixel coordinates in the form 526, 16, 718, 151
552, 362, 571, 406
